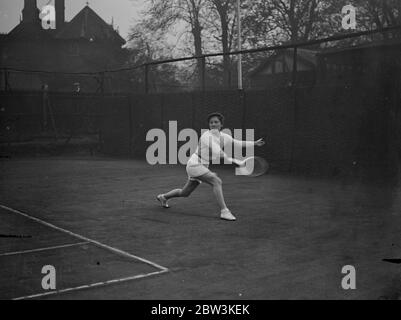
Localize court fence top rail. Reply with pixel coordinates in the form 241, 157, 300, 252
1, 24, 401, 93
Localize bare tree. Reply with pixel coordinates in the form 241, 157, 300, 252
137, 0, 206, 86
205, 0, 238, 87
242, 0, 340, 45
127, 23, 183, 92
356, 0, 400, 37
268, 0, 323, 42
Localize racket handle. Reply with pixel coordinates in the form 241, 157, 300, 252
229, 158, 240, 166
231, 158, 245, 167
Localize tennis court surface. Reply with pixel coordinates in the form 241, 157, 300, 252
1, 156, 401, 300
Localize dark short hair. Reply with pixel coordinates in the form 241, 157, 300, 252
207, 112, 225, 125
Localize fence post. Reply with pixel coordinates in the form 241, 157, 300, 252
292, 46, 298, 86
240, 89, 246, 132
95, 72, 105, 94
42, 84, 48, 130
144, 64, 149, 94
4, 69, 11, 92
200, 56, 206, 92
128, 95, 133, 157
191, 92, 196, 129
100, 72, 105, 94
160, 93, 164, 131
289, 46, 298, 173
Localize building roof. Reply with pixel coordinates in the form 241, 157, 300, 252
7, 21, 53, 41
250, 48, 318, 77
56, 5, 125, 45
318, 36, 401, 56
3, 4, 125, 46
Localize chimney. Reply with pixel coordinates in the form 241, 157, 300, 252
22, 0, 40, 24
55, 0, 65, 29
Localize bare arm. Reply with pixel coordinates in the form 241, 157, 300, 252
228, 134, 266, 149
232, 138, 255, 149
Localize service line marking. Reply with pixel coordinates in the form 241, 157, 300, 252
0, 241, 89, 257
13, 269, 168, 300
0, 204, 169, 300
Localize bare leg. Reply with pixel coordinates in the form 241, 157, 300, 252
196, 172, 228, 211
163, 179, 200, 200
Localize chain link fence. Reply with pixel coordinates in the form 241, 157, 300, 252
1, 26, 401, 178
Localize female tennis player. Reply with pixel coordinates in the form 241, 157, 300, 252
157, 112, 265, 221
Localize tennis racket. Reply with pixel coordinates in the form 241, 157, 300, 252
234, 156, 269, 177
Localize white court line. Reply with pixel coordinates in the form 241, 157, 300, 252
13, 269, 168, 300
0, 241, 89, 257
0, 204, 169, 272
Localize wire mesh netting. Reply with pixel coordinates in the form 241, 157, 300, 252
2, 26, 400, 94
1, 27, 401, 177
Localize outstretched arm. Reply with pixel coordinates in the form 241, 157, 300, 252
230, 136, 266, 149
232, 138, 255, 149
200, 133, 240, 165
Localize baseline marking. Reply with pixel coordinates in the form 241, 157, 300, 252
0, 204, 169, 272
13, 269, 168, 300
0, 241, 89, 257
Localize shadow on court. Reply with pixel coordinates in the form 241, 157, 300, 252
1, 156, 401, 300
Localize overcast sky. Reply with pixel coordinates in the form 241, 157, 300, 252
0, 0, 145, 40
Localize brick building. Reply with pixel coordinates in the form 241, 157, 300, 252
0, 0, 127, 92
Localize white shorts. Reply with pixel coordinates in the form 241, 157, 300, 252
186, 154, 211, 183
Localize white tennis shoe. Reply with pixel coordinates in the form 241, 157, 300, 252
220, 209, 236, 221
157, 194, 170, 208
